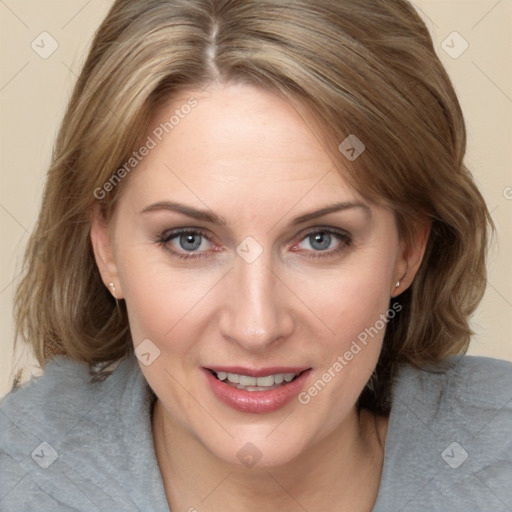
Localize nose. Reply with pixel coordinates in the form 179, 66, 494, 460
218, 252, 295, 352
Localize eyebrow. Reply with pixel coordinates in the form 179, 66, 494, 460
139, 200, 371, 226
291, 201, 371, 225
140, 201, 228, 225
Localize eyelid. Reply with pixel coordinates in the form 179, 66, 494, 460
290, 224, 351, 244
158, 225, 350, 244
296, 225, 351, 239
159, 227, 212, 243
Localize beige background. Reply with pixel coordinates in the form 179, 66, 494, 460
1, 0, 511, 398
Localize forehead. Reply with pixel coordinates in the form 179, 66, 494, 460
118, 83, 372, 218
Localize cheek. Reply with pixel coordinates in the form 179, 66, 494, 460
292, 250, 395, 405
122, 269, 199, 342
117, 252, 217, 418
294, 296, 390, 438
116, 242, 225, 354
296, 255, 395, 347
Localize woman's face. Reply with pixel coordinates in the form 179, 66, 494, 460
93, 83, 419, 467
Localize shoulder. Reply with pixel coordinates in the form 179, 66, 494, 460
396, 354, 512, 410
0, 355, 132, 443
375, 355, 512, 511
392, 354, 512, 456
0, 355, 168, 511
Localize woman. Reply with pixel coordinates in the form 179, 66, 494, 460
1, 0, 511, 510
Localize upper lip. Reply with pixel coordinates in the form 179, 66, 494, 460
204, 366, 311, 377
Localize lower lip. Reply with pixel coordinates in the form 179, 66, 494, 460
203, 369, 311, 414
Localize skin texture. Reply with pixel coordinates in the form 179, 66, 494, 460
91, 83, 430, 511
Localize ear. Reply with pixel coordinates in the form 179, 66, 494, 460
392, 218, 431, 296
90, 204, 124, 299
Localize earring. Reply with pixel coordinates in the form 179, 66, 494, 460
108, 282, 116, 298
395, 281, 401, 289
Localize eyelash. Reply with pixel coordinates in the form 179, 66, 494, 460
296, 228, 352, 259
156, 228, 216, 261
156, 227, 352, 261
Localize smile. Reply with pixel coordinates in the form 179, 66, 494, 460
202, 367, 311, 413
211, 370, 300, 391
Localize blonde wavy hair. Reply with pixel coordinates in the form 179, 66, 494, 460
13, 0, 493, 413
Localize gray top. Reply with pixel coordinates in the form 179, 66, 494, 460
1, 354, 511, 511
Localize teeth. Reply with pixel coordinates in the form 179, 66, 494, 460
214, 371, 299, 388
274, 374, 284, 384
256, 375, 274, 387
227, 373, 240, 384
239, 375, 257, 386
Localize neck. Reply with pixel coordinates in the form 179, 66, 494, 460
152, 400, 388, 512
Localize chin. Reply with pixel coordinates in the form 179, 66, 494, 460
211, 435, 309, 470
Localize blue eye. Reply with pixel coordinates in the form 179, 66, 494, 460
307, 232, 333, 251
156, 227, 351, 261
157, 229, 213, 260
177, 232, 204, 251
294, 228, 351, 258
